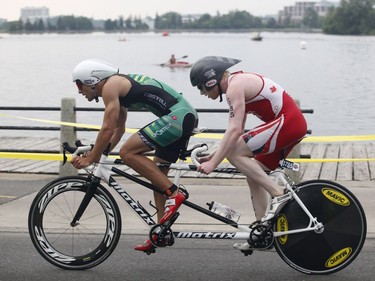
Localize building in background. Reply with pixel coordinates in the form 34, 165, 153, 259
0, 18, 6, 28
143, 16, 155, 29
181, 14, 201, 24
279, 1, 339, 24
20, 7, 49, 23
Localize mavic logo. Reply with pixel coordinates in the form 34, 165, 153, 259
322, 188, 350, 206
325, 247, 352, 268
277, 214, 288, 244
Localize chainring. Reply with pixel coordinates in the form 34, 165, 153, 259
149, 224, 175, 247
248, 223, 274, 249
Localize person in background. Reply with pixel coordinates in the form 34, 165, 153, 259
189, 56, 307, 250
71, 59, 198, 253
169, 54, 176, 64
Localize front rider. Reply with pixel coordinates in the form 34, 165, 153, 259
190, 56, 307, 250
71, 59, 198, 252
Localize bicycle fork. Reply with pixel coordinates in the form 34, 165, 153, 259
70, 177, 100, 227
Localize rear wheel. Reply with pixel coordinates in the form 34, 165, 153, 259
28, 176, 122, 270
274, 180, 366, 275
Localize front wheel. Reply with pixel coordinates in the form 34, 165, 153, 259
28, 176, 122, 270
274, 180, 366, 275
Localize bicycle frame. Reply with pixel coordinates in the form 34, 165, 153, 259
30, 143, 367, 274
90, 154, 251, 240
269, 171, 324, 237
70, 146, 324, 242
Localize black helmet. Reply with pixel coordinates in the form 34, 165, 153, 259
190, 56, 241, 89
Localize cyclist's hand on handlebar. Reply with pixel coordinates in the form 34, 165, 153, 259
70, 155, 93, 169
197, 160, 217, 175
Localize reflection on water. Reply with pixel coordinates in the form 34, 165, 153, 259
0, 32, 374, 137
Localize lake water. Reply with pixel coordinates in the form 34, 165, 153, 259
0, 31, 374, 137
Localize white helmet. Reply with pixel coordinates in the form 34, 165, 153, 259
72, 59, 119, 87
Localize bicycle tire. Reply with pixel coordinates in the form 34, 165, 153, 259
28, 176, 122, 270
274, 180, 366, 275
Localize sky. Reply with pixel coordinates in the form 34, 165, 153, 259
0, 0, 301, 21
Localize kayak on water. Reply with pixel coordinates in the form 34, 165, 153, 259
161, 61, 192, 68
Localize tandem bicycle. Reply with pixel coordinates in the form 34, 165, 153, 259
28, 140, 367, 275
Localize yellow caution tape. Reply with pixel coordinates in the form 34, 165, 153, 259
1, 113, 375, 162
301, 135, 375, 142
0, 152, 69, 161
0, 152, 374, 163
1, 113, 375, 142
288, 158, 375, 163
0, 195, 17, 199
0, 113, 137, 133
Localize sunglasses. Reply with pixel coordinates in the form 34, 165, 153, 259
75, 81, 84, 93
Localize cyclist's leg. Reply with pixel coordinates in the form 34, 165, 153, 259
134, 152, 185, 253
120, 133, 174, 193
132, 110, 197, 252
122, 109, 195, 197
228, 120, 296, 250
152, 156, 171, 222
121, 132, 185, 226
124, 134, 183, 252
226, 137, 284, 198
232, 115, 305, 220
229, 139, 286, 250
233, 175, 270, 250
151, 110, 197, 224
246, 176, 269, 221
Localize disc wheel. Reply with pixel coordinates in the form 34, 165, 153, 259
274, 180, 366, 275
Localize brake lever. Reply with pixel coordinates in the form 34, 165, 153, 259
62, 145, 68, 166
61, 140, 95, 166
61, 142, 78, 166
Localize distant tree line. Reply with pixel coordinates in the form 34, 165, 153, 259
323, 0, 375, 35
4, 16, 94, 33
2, 15, 149, 33
1, 1, 374, 35
155, 11, 266, 29
103, 16, 149, 31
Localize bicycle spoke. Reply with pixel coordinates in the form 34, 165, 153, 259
28, 177, 122, 269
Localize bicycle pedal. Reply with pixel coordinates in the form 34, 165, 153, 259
145, 247, 156, 255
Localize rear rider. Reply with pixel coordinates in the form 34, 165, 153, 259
190, 56, 307, 250
71, 59, 198, 252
